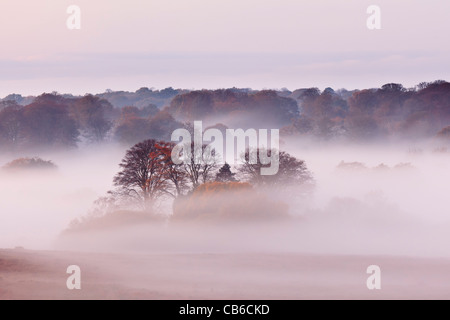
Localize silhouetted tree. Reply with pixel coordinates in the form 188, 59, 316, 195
69, 94, 113, 143
113, 139, 170, 208
23, 94, 79, 148
139, 104, 159, 118
114, 109, 182, 145
155, 142, 188, 197
215, 163, 237, 182
0, 104, 24, 149
168, 89, 299, 128
114, 115, 150, 145
147, 110, 183, 141
298, 89, 348, 139
181, 142, 220, 190
238, 149, 313, 188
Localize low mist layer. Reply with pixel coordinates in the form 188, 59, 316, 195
1, 141, 449, 258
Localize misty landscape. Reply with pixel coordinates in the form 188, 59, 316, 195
1, 81, 450, 299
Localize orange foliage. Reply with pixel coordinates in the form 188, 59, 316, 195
3, 157, 57, 170
172, 182, 289, 223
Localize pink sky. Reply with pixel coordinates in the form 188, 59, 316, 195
0, 0, 449, 96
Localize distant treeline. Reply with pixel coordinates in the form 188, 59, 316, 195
1, 81, 450, 150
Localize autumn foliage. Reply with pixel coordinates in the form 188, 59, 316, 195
172, 182, 289, 223
2, 81, 450, 150
2, 157, 57, 171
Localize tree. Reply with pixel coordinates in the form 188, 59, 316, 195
147, 110, 183, 141
120, 106, 141, 117
0, 104, 24, 149
112, 139, 170, 209
139, 104, 159, 118
345, 114, 380, 141
297, 90, 348, 139
114, 109, 182, 145
155, 141, 188, 197
168, 90, 214, 121
181, 142, 220, 190
215, 163, 237, 182
114, 115, 150, 145
69, 95, 113, 143
167, 89, 299, 128
280, 116, 314, 137
238, 149, 313, 188
381, 83, 406, 92
22, 93, 79, 148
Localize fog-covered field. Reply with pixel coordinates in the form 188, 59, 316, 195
1, 140, 449, 258
3, 249, 450, 300
0, 144, 126, 249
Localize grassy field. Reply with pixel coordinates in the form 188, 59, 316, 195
1, 248, 450, 299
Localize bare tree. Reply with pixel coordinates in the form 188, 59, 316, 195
182, 142, 220, 190
155, 141, 189, 197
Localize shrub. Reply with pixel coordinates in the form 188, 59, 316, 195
172, 181, 289, 223
64, 210, 165, 233
2, 157, 57, 171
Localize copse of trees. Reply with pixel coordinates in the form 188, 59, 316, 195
0, 91, 183, 150
66, 140, 312, 231
23, 94, 79, 148
114, 109, 182, 145
167, 89, 299, 128
0, 93, 116, 149
109, 139, 313, 211
283, 80, 450, 141
96, 87, 184, 108
111, 139, 221, 209
0, 94, 35, 106
2, 81, 450, 151
294, 87, 348, 139
0, 103, 24, 149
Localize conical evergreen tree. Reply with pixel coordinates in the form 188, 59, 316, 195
215, 163, 237, 182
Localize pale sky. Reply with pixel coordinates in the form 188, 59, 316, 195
0, 0, 449, 96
